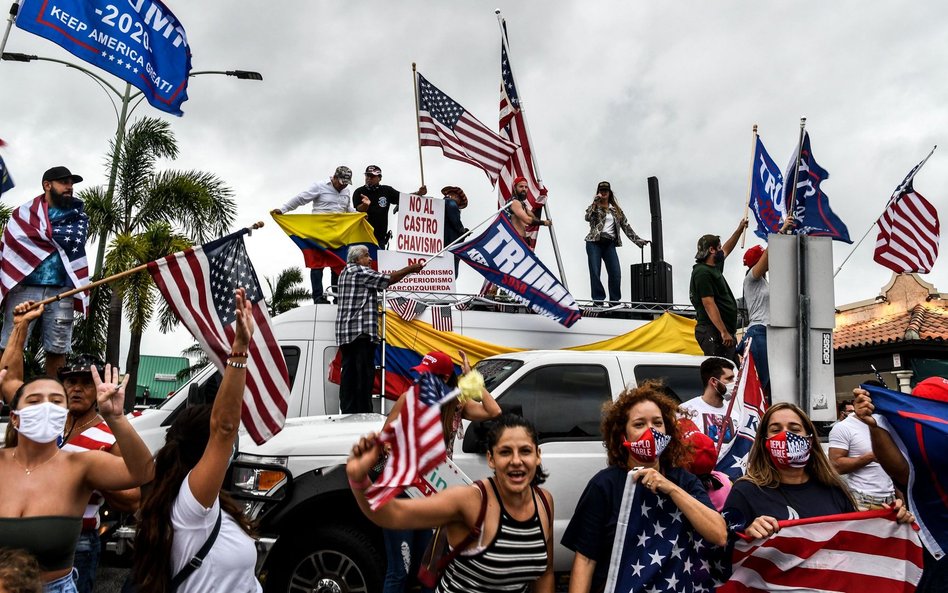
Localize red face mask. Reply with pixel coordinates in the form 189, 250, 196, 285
623, 427, 671, 464
766, 431, 812, 469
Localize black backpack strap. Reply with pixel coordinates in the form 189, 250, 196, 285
170, 506, 223, 591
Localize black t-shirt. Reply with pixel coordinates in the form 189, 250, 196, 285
352, 184, 401, 244
561, 465, 713, 591
722, 478, 855, 531
689, 260, 738, 332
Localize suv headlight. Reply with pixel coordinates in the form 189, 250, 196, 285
231, 454, 290, 499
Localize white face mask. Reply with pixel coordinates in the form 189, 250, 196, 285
716, 378, 737, 401
14, 402, 69, 444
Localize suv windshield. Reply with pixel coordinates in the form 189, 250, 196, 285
474, 358, 524, 392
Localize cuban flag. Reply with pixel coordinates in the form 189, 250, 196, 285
749, 136, 786, 241
715, 346, 768, 481
866, 382, 948, 559
784, 131, 852, 243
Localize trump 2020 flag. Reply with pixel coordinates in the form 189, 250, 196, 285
719, 508, 923, 592
272, 212, 378, 275
749, 136, 786, 241
715, 346, 767, 481
16, 0, 192, 115
450, 213, 581, 328
148, 229, 290, 444
605, 470, 718, 593
784, 131, 852, 242
866, 382, 948, 559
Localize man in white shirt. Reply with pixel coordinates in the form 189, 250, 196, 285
271, 166, 370, 303
679, 357, 737, 446
829, 391, 896, 510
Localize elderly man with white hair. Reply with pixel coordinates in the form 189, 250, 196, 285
335, 246, 423, 413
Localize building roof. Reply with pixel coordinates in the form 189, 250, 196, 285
137, 355, 189, 398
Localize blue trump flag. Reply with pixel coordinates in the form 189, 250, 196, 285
749, 136, 786, 241
450, 213, 581, 327
783, 131, 851, 242
0, 155, 13, 196
866, 383, 948, 559
16, 0, 192, 116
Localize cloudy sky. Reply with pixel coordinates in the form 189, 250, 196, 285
1, 1, 947, 359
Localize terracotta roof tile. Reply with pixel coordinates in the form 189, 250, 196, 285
835, 302, 948, 350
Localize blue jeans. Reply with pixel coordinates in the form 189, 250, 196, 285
73, 531, 100, 593
383, 528, 434, 593
740, 324, 770, 397
1, 284, 74, 353
44, 570, 78, 593
586, 239, 621, 303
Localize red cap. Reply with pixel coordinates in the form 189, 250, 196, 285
679, 418, 717, 476
912, 377, 948, 403
411, 351, 454, 377
743, 245, 765, 268
513, 176, 528, 187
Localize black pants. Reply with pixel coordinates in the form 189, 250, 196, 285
340, 335, 376, 413
694, 323, 738, 364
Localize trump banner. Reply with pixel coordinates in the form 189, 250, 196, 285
450, 213, 581, 327
16, 0, 192, 115
749, 135, 786, 241
784, 131, 851, 242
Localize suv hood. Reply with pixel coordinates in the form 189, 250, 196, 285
239, 413, 384, 458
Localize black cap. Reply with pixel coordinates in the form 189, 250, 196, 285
57, 354, 106, 381
42, 166, 83, 184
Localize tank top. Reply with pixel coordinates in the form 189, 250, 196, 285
436, 478, 548, 593
0, 516, 82, 571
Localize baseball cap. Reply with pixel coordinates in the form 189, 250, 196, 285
743, 245, 765, 268
597, 181, 611, 192
679, 418, 717, 476
57, 354, 106, 381
333, 166, 353, 185
364, 165, 382, 176
912, 377, 948, 403
694, 234, 720, 260
411, 351, 455, 376
42, 166, 83, 184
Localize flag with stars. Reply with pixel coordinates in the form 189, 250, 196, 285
605, 470, 720, 593
147, 229, 289, 444
0, 195, 89, 313
715, 345, 768, 481
416, 71, 518, 185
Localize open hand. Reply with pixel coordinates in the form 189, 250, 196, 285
92, 364, 130, 420
232, 288, 255, 352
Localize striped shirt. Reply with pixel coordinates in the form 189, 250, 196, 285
436, 479, 548, 593
62, 421, 115, 531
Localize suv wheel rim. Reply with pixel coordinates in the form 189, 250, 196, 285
289, 549, 367, 593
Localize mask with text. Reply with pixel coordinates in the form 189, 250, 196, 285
765, 430, 812, 469
623, 427, 671, 464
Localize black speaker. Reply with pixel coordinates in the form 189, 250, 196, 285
630, 261, 673, 303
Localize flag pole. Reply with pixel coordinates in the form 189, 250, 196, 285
494, 10, 568, 289
740, 124, 759, 248
790, 117, 808, 412
787, 118, 807, 218
0, 1, 20, 56
834, 144, 938, 278
411, 63, 426, 188
422, 202, 513, 266
29, 221, 266, 308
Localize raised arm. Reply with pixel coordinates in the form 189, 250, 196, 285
458, 350, 501, 422
0, 301, 44, 404
854, 388, 910, 485
722, 218, 749, 257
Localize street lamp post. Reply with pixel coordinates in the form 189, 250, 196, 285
0, 51, 263, 277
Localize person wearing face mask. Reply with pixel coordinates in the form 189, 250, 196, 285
679, 357, 738, 447
722, 402, 913, 540
0, 365, 153, 592
563, 382, 727, 593
689, 219, 748, 363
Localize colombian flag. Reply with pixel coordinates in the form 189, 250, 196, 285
272, 212, 378, 274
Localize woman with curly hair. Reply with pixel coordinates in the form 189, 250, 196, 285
722, 402, 912, 540
562, 381, 727, 593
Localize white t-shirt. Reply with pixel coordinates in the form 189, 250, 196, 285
679, 396, 735, 445
828, 415, 895, 497
170, 473, 262, 593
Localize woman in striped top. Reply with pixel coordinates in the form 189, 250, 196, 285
348, 414, 554, 593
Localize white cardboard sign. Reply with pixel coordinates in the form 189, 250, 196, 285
377, 250, 456, 293
395, 194, 445, 256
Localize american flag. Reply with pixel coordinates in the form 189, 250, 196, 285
147, 230, 290, 445
417, 72, 518, 185
365, 372, 450, 510
0, 195, 89, 312
873, 149, 940, 274
387, 295, 426, 322
719, 509, 923, 592
430, 305, 453, 332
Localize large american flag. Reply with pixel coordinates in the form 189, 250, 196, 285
0, 195, 89, 312
873, 149, 940, 274
719, 509, 923, 592
147, 230, 289, 445
416, 72, 517, 185
365, 372, 450, 510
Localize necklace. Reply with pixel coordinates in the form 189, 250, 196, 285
63, 413, 101, 442
12, 449, 60, 476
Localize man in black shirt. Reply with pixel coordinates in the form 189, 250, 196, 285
351, 165, 426, 248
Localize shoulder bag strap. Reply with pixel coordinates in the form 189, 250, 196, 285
435, 480, 489, 572
170, 507, 223, 591
533, 485, 552, 523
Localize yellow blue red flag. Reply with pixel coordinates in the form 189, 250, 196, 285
272, 212, 378, 274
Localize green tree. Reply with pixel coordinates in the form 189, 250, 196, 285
176, 341, 210, 382
265, 266, 312, 317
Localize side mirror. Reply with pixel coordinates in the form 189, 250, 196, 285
461, 404, 523, 454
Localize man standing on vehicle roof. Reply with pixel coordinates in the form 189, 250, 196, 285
508, 176, 551, 242
688, 218, 747, 363
442, 185, 468, 275
351, 165, 426, 249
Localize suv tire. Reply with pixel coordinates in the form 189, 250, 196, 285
265, 525, 383, 593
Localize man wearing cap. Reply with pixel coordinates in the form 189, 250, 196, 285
442, 186, 468, 275
351, 165, 426, 248
509, 176, 551, 242
688, 219, 747, 362
0, 166, 90, 376
0, 301, 140, 593
271, 166, 371, 304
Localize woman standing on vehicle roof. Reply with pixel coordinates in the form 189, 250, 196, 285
584, 181, 649, 306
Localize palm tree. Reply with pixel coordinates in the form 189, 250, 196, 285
177, 341, 210, 382
80, 117, 236, 407
265, 267, 312, 317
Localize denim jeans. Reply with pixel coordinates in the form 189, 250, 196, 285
43, 570, 78, 593
586, 239, 622, 303
0, 284, 74, 353
73, 531, 99, 593
310, 268, 339, 302
382, 528, 434, 593
741, 324, 770, 396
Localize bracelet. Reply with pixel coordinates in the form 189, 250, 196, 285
348, 475, 372, 491
229, 350, 248, 359
227, 359, 247, 369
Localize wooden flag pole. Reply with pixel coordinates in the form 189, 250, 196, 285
411, 63, 426, 188
29, 221, 265, 309
740, 124, 759, 248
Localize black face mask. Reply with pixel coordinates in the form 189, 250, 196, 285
713, 250, 725, 264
